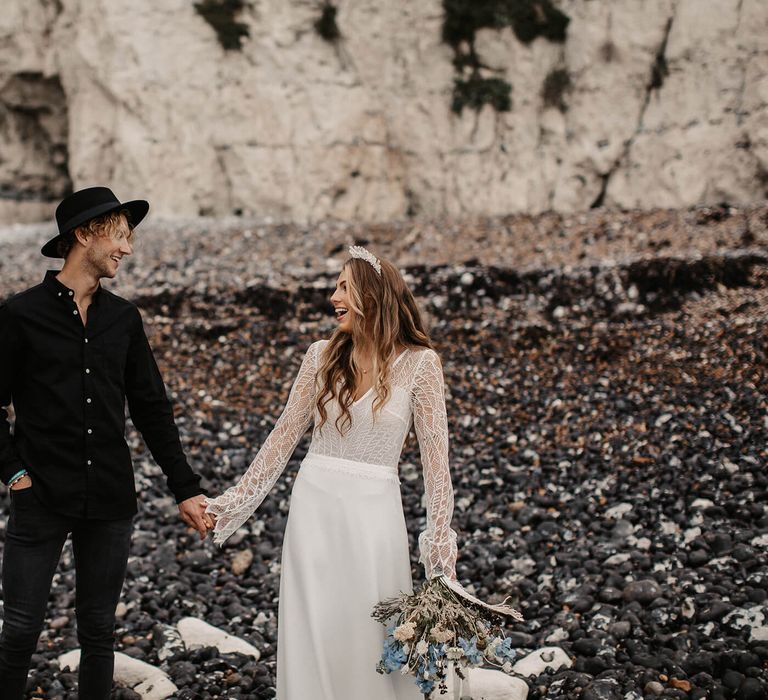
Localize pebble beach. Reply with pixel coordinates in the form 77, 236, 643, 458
0, 204, 767, 699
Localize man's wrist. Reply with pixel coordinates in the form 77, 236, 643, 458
10, 475, 31, 490
7, 468, 28, 488
8, 470, 30, 490
173, 485, 206, 504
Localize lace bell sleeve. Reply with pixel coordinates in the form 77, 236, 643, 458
206, 341, 321, 545
412, 349, 458, 580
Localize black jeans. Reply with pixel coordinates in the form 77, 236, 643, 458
0, 486, 133, 700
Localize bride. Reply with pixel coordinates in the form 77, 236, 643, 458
205, 246, 458, 700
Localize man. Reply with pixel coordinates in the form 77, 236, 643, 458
0, 186, 211, 699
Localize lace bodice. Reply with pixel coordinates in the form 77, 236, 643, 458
206, 340, 458, 579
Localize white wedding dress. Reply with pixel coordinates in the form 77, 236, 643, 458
206, 341, 458, 700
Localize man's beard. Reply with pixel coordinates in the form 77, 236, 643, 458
85, 248, 116, 279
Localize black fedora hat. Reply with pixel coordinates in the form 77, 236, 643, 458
42, 186, 149, 258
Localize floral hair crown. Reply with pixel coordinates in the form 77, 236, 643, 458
348, 245, 382, 275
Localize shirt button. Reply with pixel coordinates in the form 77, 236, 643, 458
57, 292, 62, 297
85, 368, 90, 374
87, 460, 92, 466
69, 291, 74, 296
87, 429, 93, 434
84, 338, 89, 343
87, 398, 92, 404
73, 310, 78, 315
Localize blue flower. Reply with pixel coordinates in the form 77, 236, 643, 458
494, 636, 517, 662
429, 642, 446, 661
416, 676, 435, 694
418, 655, 438, 678
458, 636, 484, 666
380, 637, 407, 673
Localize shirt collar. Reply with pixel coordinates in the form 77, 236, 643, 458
43, 270, 71, 298
42, 270, 103, 305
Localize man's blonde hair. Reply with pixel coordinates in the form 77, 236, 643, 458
57, 209, 133, 258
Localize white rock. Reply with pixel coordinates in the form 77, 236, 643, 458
603, 552, 631, 567
177, 617, 260, 658
710, 555, 736, 569
723, 605, 768, 642
511, 556, 537, 576
134, 677, 179, 699
588, 613, 612, 632
155, 623, 186, 662
614, 302, 646, 316
605, 502, 633, 519
683, 527, 702, 544
430, 666, 528, 700
690, 499, 715, 510
545, 627, 569, 643
231, 548, 254, 576
655, 413, 672, 427
659, 519, 679, 536
58, 650, 177, 700
512, 646, 572, 677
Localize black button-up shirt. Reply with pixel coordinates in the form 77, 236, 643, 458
0, 271, 203, 519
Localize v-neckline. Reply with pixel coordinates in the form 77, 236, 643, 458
350, 349, 408, 405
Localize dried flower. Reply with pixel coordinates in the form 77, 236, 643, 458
446, 646, 464, 660
485, 637, 501, 657
430, 625, 454, 644
393, 621, 416, 642
372, 576, 522, 695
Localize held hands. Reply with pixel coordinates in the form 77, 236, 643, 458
178, 494, 216, 540
7, 480, 217, 539
6, 479, 217, 539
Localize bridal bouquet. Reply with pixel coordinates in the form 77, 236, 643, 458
372, 575, 524, 697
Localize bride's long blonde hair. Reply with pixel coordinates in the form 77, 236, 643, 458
316, 255, 433, 434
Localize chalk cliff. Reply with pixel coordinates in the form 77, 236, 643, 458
1, 0, 766, 223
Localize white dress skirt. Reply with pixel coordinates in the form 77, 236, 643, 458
277, 453, 421, 700
206, 342, 458, 700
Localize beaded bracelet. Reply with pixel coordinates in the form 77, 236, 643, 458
8, 469, 28, 488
